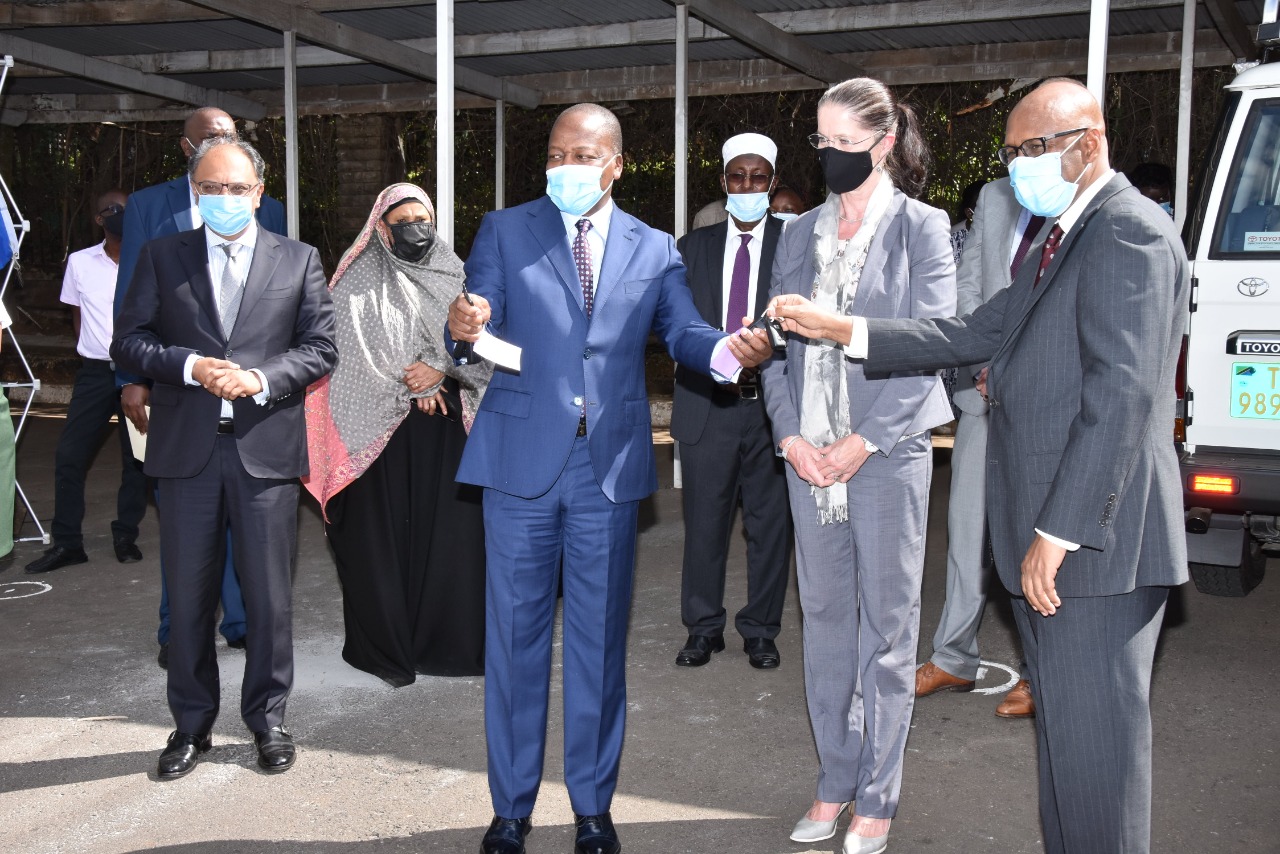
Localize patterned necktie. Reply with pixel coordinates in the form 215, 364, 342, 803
1032, 224, 1064, 289
726, 233, 751, 330
219, 242, 244, 337
574, 218, 594, 317
1010, 214, 1046, 279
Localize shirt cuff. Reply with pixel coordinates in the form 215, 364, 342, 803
709, 336, 742, 383
183, 353, 200, 386
250, 369, 270, 405
843, 317, 869, 359
1035, 528, 1081, 552
862, 436, 880, 455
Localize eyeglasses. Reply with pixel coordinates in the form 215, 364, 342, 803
808, 132, 880, 151
97, 204, 124, 216
194, 180, 261, 197
724, 171, 774, 190
996, 128, 1087, 167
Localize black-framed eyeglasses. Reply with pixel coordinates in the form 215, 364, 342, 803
97, 204, 124, 216
724, 171, 775, 190
808, 132, 880, 151
996, 127, 1088, 167
194, 180, 261, 197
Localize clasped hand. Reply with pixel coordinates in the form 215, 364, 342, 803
784, 433, 872, 487
193, 357, 262, 401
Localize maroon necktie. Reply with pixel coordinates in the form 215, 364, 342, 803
574, 218, 594, 316
1033, 224, 1064, 289
1010, 214, 1046, 279
726, 234, 751, 330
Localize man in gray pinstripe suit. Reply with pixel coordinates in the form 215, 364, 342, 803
769, 79, 1188, 853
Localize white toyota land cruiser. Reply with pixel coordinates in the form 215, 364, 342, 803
1179, 12, 1280, 595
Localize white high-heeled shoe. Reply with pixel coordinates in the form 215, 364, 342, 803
842, 829, 889, 854
789, 801, 850, 843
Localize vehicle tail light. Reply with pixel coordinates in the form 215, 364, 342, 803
1188, 474, 1240, 495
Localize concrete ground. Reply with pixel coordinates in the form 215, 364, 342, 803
0, 409, 1276, 854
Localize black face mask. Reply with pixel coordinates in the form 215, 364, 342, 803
101, 212, 125, 237
388, 221, 435, 262
819, 146, 876, 195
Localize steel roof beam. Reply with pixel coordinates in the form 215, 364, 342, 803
0, 32, 266, 120
180, 0, 541, 108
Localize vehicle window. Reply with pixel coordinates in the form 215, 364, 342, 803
1215, 98, 1280, 256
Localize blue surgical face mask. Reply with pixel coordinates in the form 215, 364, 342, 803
546, 164, 612, 217
771, 211, 799, 222
198, 193, 255, 237
1159, 201, 1174, 218
725, 191, 770, 223
1007, 133, 1090, 218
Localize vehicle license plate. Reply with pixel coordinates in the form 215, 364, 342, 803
1230, 361, 1280, 420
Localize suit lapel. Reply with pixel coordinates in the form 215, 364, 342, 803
755, 216, 781, 317
992, 174, 1131, 365
529, 198, 584, 312
593, 207, 639, 317
849, 193, 906, 318
700, 221, 729, 327
178, 227, 223, 336
230, 228, 282, 341
168, 177, 195, 233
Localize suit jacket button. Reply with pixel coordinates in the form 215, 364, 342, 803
573, 396, 584, 407
583, 348, 592, 359
226, 350, 234, 357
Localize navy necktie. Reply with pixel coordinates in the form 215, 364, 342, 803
574, 218, 594, 316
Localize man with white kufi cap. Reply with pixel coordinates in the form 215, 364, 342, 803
671, 132, 794, 670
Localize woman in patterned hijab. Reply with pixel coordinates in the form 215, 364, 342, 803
305, 183, 492, 684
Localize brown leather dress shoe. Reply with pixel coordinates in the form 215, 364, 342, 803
915, 661, 975, 696
995, 679, 1036, 718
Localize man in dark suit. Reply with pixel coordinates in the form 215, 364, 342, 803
770, 78, 1188, 854
115, 106, 286, 666
671, 132, 792, 670
112, 137, 335, 780
448, 104, 771, 854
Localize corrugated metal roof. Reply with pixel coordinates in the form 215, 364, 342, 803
0, 0, 1261, 121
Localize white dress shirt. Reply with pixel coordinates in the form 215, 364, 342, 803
720, 216, 767, 331
60, 241, 118, 360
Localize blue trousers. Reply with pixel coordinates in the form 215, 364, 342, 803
482, 436, 638, 819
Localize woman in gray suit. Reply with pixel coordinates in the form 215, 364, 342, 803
761, 78, 956, 854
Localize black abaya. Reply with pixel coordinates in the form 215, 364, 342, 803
325, 384, 486, 684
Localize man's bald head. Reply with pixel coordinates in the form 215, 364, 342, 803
1010, 78, 1105, 139
552, 104, 623, 155
180, 107, 237, 159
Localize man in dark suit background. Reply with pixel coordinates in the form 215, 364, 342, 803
671, 132, 792, 671
770, 78, 1189, 854
448, 104, 772, 854
115, 106, 286, 666
112, 137, 335, 780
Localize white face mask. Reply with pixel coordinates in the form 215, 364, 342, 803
1007, 132, 1090, 218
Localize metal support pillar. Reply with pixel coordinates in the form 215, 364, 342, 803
436, 0, 455, 246
283, 30, 300, 240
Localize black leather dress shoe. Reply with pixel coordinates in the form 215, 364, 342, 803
744, 637, 781, 669
113, 540, 143, 563
479, 815, 532, 854
253, 725, 296, 773
157, 643, 169, 670
675, 634, 725, 667
24, 545, 88, 574
225, 636, 247, 650
157, 731, 211, 779
574, 812, 621, 854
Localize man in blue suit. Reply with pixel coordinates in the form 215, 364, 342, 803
114, 106, 286, 667
449, 103, 773, 854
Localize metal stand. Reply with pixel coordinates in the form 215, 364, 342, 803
1, 54, 51, 545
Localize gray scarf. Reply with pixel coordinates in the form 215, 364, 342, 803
800, 176, 894, 525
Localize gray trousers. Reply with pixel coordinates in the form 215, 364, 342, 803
930, 408, 989, 680
789, 434, 931, 819
1013, 586, 1167, 854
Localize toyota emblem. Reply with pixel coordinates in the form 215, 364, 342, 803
1238, 277, 1270, 297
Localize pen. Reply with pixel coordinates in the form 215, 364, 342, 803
455, 282, 476, 364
